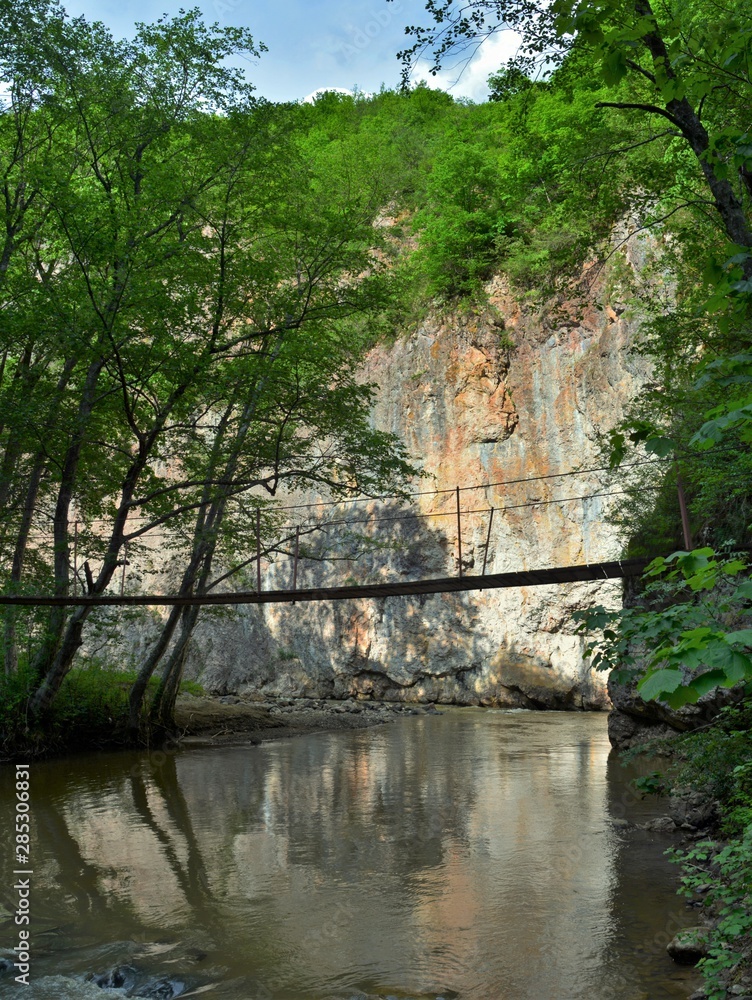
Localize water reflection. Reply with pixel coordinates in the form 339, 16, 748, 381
0, 711, 699, 999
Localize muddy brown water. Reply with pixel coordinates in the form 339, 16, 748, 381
0, 709, 700, 999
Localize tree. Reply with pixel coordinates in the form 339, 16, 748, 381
0, 5, 419, 736
127, 325, 416, 736
392, 0, 752, 272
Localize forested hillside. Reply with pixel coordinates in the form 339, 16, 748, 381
0, 0, 750, 760
1, 0, 752, 990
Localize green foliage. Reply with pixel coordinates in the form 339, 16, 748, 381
277, 648, 299, 662
0, 7, 426, 722
179, 679, 205, 697
575, 548, 752, 706
691, 353, 752, 451
633, 770, 672, 797
669, 705, 752, 830
0, 663, 37, 754
487, 65, 537, 102
412, 140, 505, 297
670, 828, 752, 999
0, 659, 193, 756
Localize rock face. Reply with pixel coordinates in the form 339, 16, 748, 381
187, 272, 650, 709
607, 657, 745, 749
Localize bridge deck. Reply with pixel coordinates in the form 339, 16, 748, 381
0, 557, 648, 607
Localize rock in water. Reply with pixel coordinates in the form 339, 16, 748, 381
667, 927, 710, 965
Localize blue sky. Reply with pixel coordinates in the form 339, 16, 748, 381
60, 0, 521, 103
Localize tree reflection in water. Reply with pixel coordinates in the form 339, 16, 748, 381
0, 711, 699, 999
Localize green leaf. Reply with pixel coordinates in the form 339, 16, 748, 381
608, 430, 626, 469
722, 559, 747, 576
645, 556, 668, 577
687, 668, 738, 700
722, 651, 752, 683
638, 668, 684, 700
645, 436, 675, 457
725, 629, 752, 648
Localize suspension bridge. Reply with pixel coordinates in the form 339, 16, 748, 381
0, 556, 648, 607
0, 459, 680, 608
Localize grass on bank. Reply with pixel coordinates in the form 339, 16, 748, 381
0, 660, 204, 758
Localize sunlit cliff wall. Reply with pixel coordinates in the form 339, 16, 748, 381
187, 267, 650, 709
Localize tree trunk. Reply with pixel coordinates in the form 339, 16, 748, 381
28, 605, 88, 716
149, 605, 201, 732
636, 0, 752, 262
127, 604, 183, 739
28, 357, 106, 689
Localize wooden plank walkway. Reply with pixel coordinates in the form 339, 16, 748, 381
0, 557, 649, 607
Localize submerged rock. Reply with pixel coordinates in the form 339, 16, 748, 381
639, 816, 677, 834
134, 979, 186, 998
667, 927, 710, 965
88, 965, 137, 990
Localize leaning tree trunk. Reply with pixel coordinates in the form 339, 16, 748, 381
126, 408, 235, 738
149, 604, 202, 733
127, 603, 184, 739
28, 357, 105, 695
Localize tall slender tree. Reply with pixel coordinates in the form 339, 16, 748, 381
0, 5, 418, 733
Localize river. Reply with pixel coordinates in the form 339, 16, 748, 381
0, 709, 700, 999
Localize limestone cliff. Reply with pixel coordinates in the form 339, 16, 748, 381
188, 272, 650, 709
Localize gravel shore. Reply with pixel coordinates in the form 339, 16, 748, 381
173, 692, 441, 748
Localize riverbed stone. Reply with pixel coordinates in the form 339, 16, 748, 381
88, 964, 137, 990
668, 788, 717, 830
666, 927, 710, 965
134, 977, 186, 998
640, 815, 677, 833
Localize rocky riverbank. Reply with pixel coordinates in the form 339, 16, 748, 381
605, 668, 752, 1000
173, 692, 442, 749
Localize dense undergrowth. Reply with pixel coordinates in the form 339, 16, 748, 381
0, 661, 203, 759
631, 705, 752, 998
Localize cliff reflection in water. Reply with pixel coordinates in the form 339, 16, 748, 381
3, 710, 698, 999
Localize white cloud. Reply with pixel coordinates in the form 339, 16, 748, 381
302, 86, 357, 103
411, 29, 523, 102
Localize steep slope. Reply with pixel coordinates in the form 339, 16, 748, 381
190, 271, 650, 709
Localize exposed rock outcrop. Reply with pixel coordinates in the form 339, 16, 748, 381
607, 666, 746, 749
183, 271, 650, 708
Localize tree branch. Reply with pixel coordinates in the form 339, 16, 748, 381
595, 101, 681, 127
